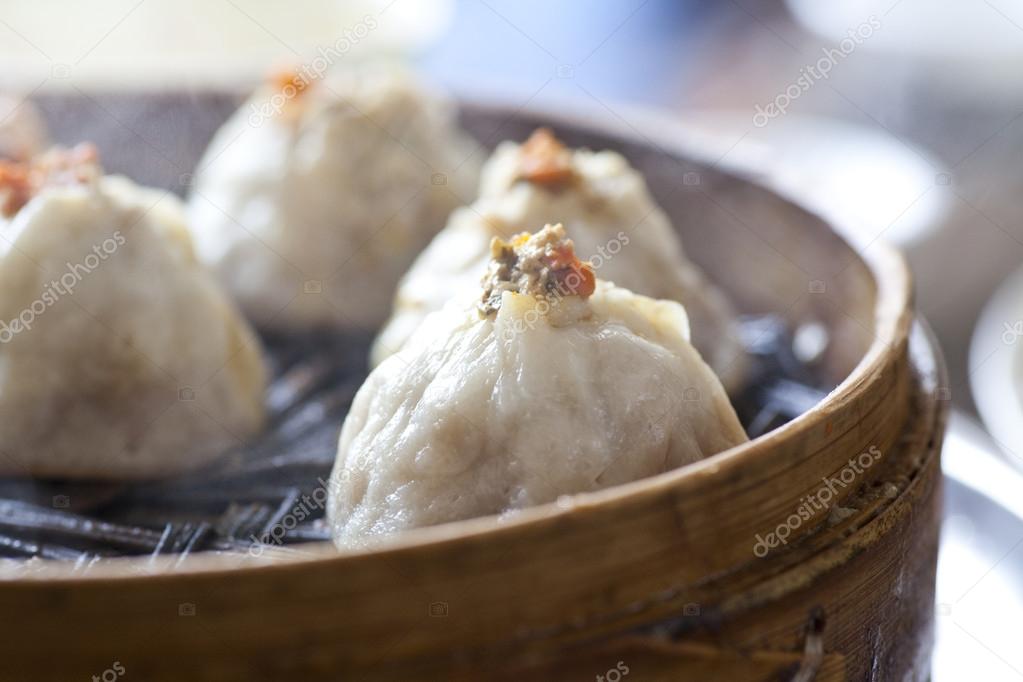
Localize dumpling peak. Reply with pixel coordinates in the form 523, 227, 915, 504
478, 223, 595, 316
516, 128, 575, 188
0, 143, 101, 217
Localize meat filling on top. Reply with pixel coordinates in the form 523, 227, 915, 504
269, 67, 315, 122
0, 143, 100, 218
478, 223, 596, 316
516, 128, 575, 188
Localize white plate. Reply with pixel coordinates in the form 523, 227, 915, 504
936, 413, 1023, 680
970, 264, 1023, 468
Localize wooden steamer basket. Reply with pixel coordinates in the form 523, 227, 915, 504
0, 98, 945, 681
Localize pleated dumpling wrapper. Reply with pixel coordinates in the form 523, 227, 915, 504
0, 146, 266, 479
0, 96, 48, 160
329, 224, 748, 547
371, 128, 747, 393
188, 64, 481, 332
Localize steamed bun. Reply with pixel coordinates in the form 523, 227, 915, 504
188, 64, 481, 332
329, 224, 747, 547
0, 146, 266, 479
372, 128, 746, 392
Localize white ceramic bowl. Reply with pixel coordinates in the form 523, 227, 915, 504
970, 264, 1023, 468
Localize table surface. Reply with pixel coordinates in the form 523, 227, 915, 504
936, 412, 1023, 681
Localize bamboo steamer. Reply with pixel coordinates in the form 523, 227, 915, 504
0, 96, 946, 681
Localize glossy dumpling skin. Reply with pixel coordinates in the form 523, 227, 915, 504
371, 129, 747, 392
0, 149, 266, 479
188, 64, 481, 332
329, 225, 748, 548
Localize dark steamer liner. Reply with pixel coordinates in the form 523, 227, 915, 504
0, 318, 822, 564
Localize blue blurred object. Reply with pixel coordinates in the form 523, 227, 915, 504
419, 0, 715, 103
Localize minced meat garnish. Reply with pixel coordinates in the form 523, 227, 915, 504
0, 143, 100, 218
517, 128, 575, 188
272, 68, 313, 97
269, 68, 314, 122
478, 223, 596, 316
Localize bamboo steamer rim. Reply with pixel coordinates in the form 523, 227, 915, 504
0, 97, 913, 585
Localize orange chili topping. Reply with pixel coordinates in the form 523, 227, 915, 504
542, 242, 596, 298
517, 128, 575, 187
271, 68, 312, 98
0, 143, 99, 217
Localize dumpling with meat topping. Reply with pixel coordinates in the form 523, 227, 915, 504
0, 145, 266, 479
371, 128, 747, 392
188, 64, 481, 332
328, 224, 748, 547
0, 95, 48, 160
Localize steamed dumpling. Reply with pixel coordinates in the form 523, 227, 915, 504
0, 146, 266, 479
371, 128, 746, 392
328, 224, 748, 547
0, 96, 48, 160
188, 64, 481, 332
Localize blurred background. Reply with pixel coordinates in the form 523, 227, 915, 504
2, 0, 1022, 678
